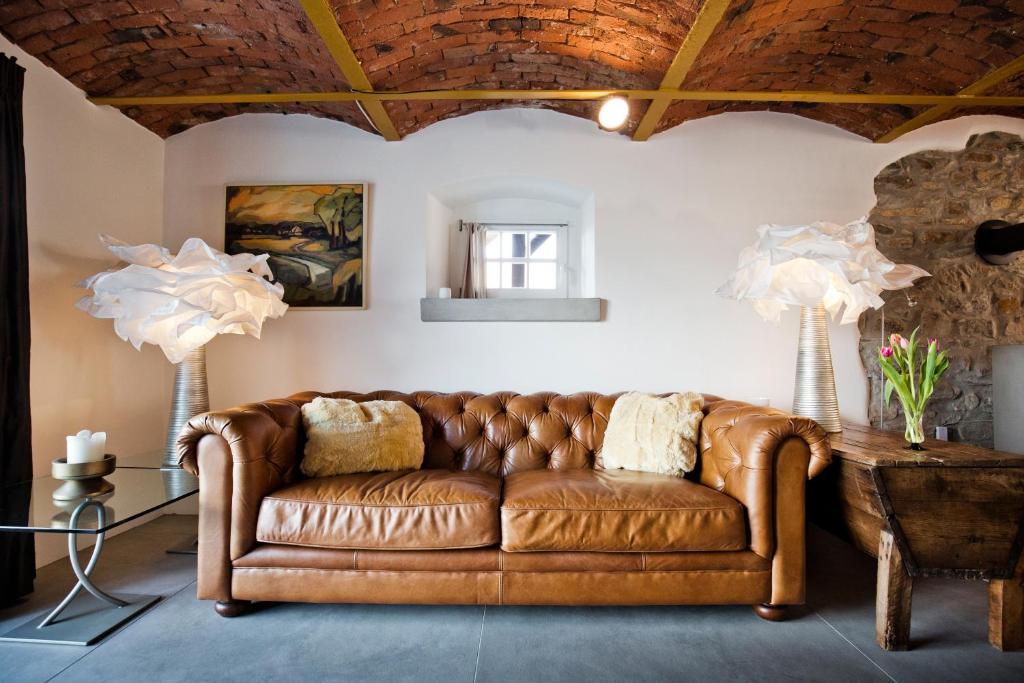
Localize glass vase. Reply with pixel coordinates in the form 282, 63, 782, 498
904, 412, 925, 450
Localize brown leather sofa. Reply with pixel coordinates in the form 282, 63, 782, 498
178, 391, 830, 620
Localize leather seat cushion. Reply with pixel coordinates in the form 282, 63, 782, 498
257, 469, 501, 550
501, 469, 747, 552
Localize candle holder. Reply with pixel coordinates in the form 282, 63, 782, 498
51, 454, 116, 501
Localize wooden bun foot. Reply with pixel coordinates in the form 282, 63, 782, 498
753, 603, 790, 621
215, 600, 251, 618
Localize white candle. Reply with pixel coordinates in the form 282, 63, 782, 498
66, 430, 106, 463
438, 287, 452, 299
67, 431, 92, 464
89, 432, 107, 461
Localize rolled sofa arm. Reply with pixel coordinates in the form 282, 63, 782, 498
699, 399, 831, 605
176, 399, 304, 601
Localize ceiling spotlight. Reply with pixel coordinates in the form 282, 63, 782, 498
597, 96, 629, 131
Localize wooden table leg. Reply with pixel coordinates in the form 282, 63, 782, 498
989, 555, 1024, 651
876, 529, 913, 651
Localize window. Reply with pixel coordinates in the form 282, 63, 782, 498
483, 225, 567, 298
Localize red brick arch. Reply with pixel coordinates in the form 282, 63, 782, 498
656, 0, 1024, 139
330, 0, 701, 135
0, 0, 373, 135
0, 0, 1022, 139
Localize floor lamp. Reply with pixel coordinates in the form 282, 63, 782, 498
717, 218, 929, 432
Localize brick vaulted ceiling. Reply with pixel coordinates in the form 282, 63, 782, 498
0, 1, 1022, 140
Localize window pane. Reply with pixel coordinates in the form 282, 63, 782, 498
501, 262, 526, 288
484, 231, 499, 259
528, 262, 557, 289
502, 232, 527, 258
529, 232, 556, 259
485, 261, 500, 289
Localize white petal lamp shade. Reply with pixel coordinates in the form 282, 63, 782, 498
77, 235, 289, 471
717, 218, 929, 433
77, 235, 288, 363
716, 218, 929, 324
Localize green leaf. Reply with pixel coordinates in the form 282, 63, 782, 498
909, 326, 921, 349
884, 379, 895, 407
879, 357, 916, 410
890, 339, 905, 366
920, 341, 938, 410
905, 332, 918, 402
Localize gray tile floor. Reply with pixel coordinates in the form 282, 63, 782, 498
1, 515, 1022, 682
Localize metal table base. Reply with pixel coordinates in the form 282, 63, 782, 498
165, 535, 198, 555
1, 500, 160, 646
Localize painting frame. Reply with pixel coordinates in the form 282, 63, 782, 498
223, 182, 369, 311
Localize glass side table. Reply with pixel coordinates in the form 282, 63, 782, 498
0, 465, 198, 645
117, 451, 199, 555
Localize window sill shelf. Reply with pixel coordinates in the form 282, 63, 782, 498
420, 298, 603, 322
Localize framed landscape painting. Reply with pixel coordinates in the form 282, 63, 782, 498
225, 183, 367, 309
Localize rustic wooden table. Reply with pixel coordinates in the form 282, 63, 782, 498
809, 423, 1024, 651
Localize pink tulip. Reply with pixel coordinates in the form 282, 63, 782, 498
881, 347, 893, 358
928, 338, 940, 350
889, 333, 903, 348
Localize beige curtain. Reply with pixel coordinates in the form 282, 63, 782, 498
459, 222, 486, 298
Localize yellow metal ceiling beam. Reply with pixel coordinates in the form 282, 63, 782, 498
632, 0, 733, 141
298, 0, 400, 141
876, 55, 1024, 143
90, 89, 1024, 108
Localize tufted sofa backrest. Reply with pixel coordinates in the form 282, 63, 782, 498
290, 390, 718, 478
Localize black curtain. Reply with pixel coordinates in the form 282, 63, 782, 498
0, 53, 34, 606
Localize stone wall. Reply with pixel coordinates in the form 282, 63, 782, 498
859, 131, 1024, 447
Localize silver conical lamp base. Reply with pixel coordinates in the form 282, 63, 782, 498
793, 303, 842, 433
163, 345, 209, 470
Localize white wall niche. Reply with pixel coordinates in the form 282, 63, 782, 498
425, 175, 597, 301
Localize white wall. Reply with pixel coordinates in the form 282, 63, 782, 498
2, 35, 169, 566
162, 107, 1024, 421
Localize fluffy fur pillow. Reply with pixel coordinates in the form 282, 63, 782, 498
300, 397, 424, 477
601, 392, 705, 477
